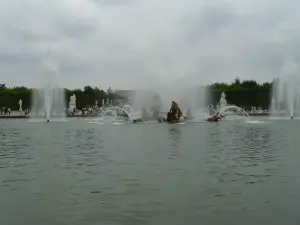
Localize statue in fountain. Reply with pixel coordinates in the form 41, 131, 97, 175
206, 112, 221, 122
205, 93, 227, 122
69, 94, 76, 115
206, 92, 248, 120
219, 92, 227, 110
117, 110, 130, 119
167, 101, 183, 123
18, 99, 23, 112
107, 87, 113, 94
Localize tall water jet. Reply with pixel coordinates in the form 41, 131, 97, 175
131, 90, 159, 114
271, 60, 300, 118
270, 97, 276, 113
31, 50, 66, 121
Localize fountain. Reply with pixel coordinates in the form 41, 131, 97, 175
217, 92, 249, 117
129, 79, 208, 118
270, 98, 276, 113
219, 92, 227, 110
127, 84, 209, 122
176, 85, 208, 121
122, 105, 134, 113
99, 106, 132, 120
69, 94, 76, 114
31, 50, 66, 121
219, 105, 249, 117
271, 60, 300, 119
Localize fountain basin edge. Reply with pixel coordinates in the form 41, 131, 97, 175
0, 114, 98, 119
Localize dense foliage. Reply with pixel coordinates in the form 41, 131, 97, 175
0, 78, 273, 110
0, 85, 120, 110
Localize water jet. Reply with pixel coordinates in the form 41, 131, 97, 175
99, 106, 132, 120
271, 60, 300, 118
217, 92, 249, 118
31, 49, 66, 121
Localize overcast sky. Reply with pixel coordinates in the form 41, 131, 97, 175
0, 0, 299, 89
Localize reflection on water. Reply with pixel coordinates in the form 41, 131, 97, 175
0, 119, 300, 225
168, 126, 181, 139
167, 126, 182, 160
232, 125, 276, 162
168, 126, 181, 146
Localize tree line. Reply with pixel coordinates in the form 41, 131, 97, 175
0, 78, 273, 110
0, 85, 121, 110
208, 78, 272, 110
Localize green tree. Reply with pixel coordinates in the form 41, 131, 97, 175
0, 79, 274, 110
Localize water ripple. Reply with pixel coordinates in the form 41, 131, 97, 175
0, 119, 299, 225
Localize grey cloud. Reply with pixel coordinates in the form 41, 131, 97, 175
0, 53, 41, 65
197, 2, 237, 31
0, 0, 299, 89
55, 19, 96, 39
59, 60, 91, 74
92, 0, 135, 6
3, 26, 56, 43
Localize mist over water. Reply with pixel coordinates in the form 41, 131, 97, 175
31, 52, 66, 120
131, 77, 208, 115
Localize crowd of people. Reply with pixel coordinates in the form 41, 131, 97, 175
0, 106, 11, 115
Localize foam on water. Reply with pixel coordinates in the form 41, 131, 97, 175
113, 122, 124, 125
88, 122, 105, 125
246, 120, 269, 124
86, 118, 105, 121
134, 121, 158, 124
269, 117, 300, 120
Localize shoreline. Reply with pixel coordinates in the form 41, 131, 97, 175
0, 113, 272, 119
0, 115, 98, 119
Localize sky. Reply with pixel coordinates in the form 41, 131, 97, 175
0, 0, 299, 90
